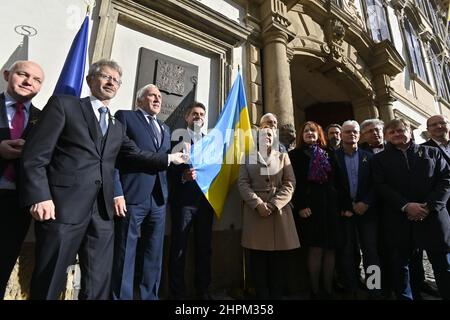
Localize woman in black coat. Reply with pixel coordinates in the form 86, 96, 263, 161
289, 121, 344, 299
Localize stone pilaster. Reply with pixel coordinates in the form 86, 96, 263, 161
369, 40, 405, 123
352, 93, 378, 122
260, 0, 296, 126
374, 73, 396, 122
247, 43, 263, 125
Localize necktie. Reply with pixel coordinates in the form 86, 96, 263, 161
4, 103, 25, 182
98, 106, 108, 136
148, 116, 162, 148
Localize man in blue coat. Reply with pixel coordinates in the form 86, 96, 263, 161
112, 84, 173, 300
336, 120, 380, 299
372, 118, 450, 300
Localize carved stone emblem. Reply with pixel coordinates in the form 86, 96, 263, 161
331, 19, 345, 45
155, 59, 185, 96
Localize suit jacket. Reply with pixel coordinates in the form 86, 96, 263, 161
359, 141, 386, 155
422, 139, 450, 215
19, 95, 168, 224
0, 93, 40, 179
372, 142, 450, 251
113, 110, 171, 204
335, 148, 374, 212
422, 139, 450, 165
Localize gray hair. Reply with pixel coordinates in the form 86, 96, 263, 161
360, 119, 384, 133
384, 118, 410, 134
135, 84, 159, 105
87, 59, 122, 78
259, 113, 277, 125
342, 120, 360, 131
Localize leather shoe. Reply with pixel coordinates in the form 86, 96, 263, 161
421, 282, 440, 298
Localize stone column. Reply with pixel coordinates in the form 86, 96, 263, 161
260, 0, 295, 126
352, 93, 378, 122
377, 95, 395, 123
373, 73, 396, 123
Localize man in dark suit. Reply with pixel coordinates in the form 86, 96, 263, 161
168, 102, 215, 300
111, 84, 171, 300
412, 114, 450, 298
0, 60, 44, 299
372, 118, 450, 300
359, 118, 393, 298
335, 120, 380, 299
423, 115, 450, 163
19, 59, 186, 300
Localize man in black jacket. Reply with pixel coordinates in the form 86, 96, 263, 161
168, 102, 215, 300
372, 118, 450, 300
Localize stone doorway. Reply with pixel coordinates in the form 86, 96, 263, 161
305, 102, 354, 129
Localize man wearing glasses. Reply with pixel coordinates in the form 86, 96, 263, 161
423, 115, 450, 163
411, 115, 450, 299
20, 59, 186, 300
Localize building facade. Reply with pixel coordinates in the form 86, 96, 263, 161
1, 0, 449, 298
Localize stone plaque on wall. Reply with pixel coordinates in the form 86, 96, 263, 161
135, 48, 198, 130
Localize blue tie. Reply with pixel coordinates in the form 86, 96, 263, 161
98, 106, 108, 136
148, 116, 162, 148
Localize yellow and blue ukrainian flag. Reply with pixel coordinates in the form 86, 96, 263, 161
190, 72, 254, 218
53, 15, 89, 97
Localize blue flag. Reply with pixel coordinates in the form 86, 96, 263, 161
54, 16, 89, 97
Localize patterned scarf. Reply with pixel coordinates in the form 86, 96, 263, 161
307, 144, 331, 184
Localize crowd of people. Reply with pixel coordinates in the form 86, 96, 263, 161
0, 59, 449, 300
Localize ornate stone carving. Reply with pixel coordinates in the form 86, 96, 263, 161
390, 0, 407, 20
342, 0, 365, 28
326, 19, 347, 64
331, 19, 346, 46
260, 0, 295, 43
155, 59, 185, 96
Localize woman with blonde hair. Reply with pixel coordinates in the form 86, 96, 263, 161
238, 127, 299, 299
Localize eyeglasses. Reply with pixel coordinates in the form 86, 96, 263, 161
96, 73, 122, 86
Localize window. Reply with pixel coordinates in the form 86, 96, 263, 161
426, 1, 445, 37
415, 0, 429, 16
429, 47, 450, 101
332, 0, 343, 7
363, 0, 391, 42
403, 19, 428, 82
416, 0, 445, 38
430, 47, 450, 102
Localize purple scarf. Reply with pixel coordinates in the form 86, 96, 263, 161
307, 144, 331, 184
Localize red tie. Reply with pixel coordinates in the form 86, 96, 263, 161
3, 103, 25, 182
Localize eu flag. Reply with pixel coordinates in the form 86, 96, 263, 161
190, 72, 254, 217
54, 16, 89, 97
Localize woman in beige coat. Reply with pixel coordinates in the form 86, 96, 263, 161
238, 127, 299, 299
